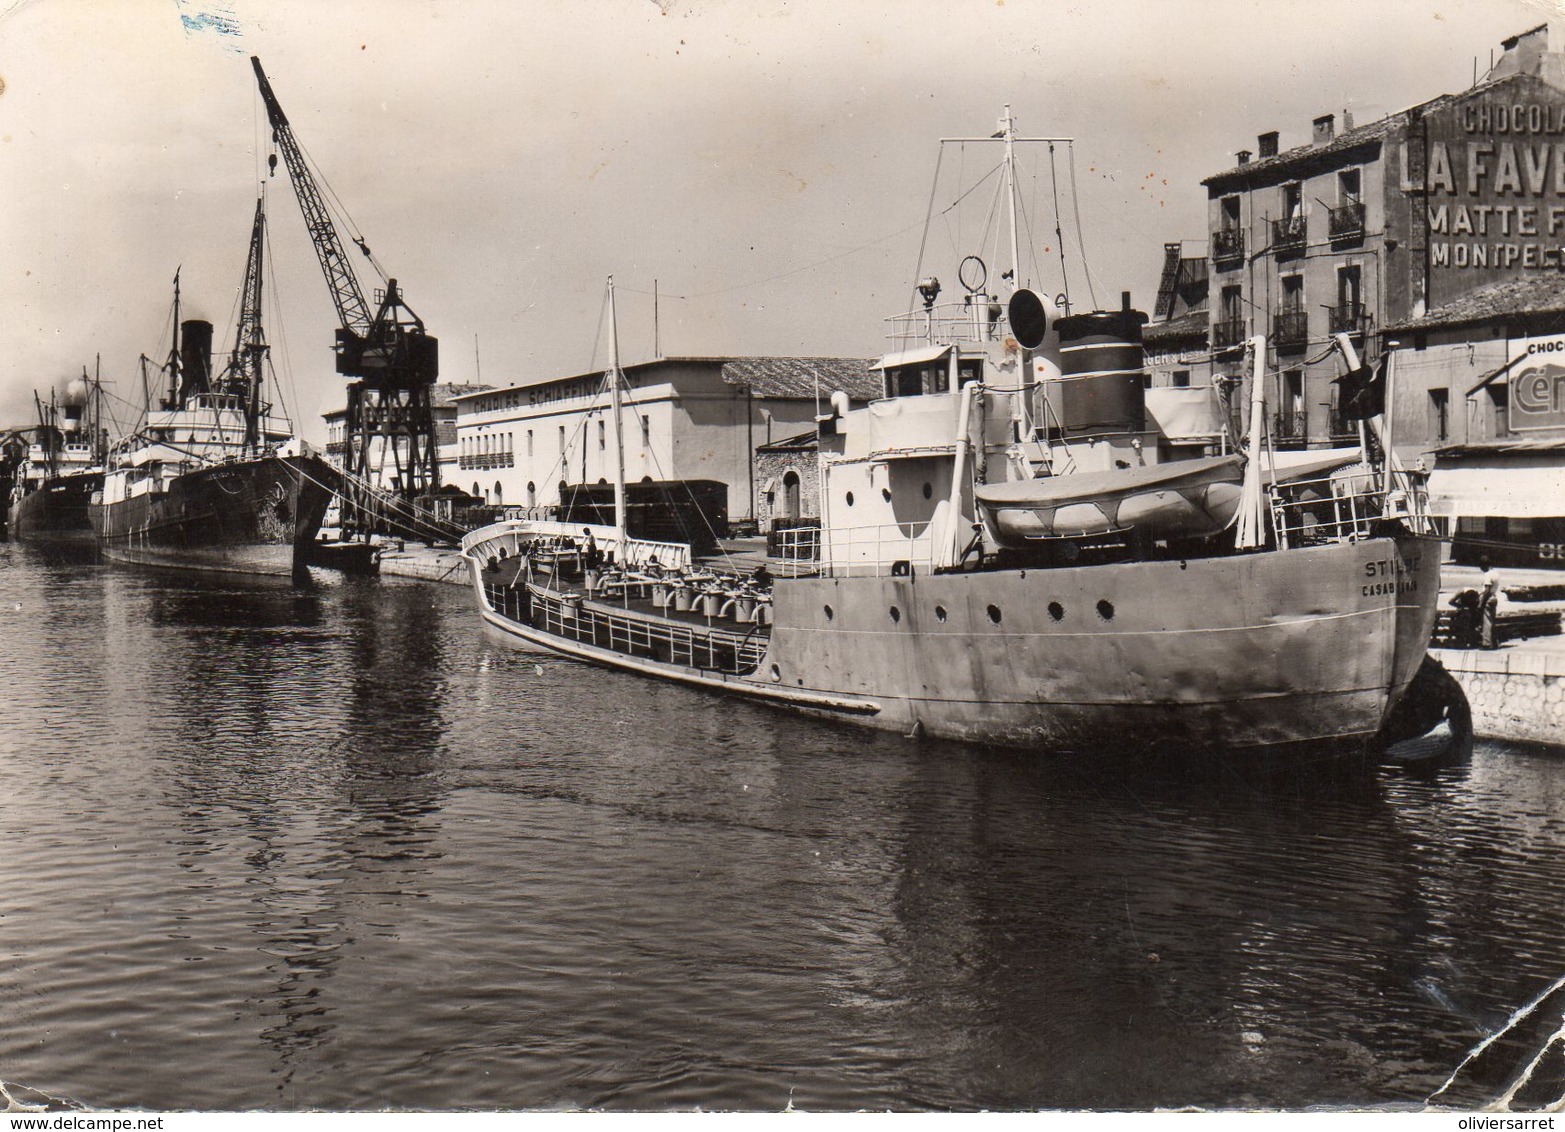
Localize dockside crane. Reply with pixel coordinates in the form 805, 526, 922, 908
250, 56, 440, 530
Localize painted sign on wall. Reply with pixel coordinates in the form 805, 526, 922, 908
1424, 75, 1565, 307
1508, 333, 1565, 432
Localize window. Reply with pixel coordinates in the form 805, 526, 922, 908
1339, 167, 1361, 204
598, 420, 606, 450
1172, 370, 1190, 389
1338, 265, 1362, 309
1221, 195, 1240, 230
642, 415, 651, 447
1282, 181, 1303, 220
1281, 274, 1304, 313
1221, 285, 1243, 321
1487, 384, 1509, 437
527, 430, 534, 457
559, 425, 566, 453
1428, 388, 1450, 442
1284, 369, 1303, 414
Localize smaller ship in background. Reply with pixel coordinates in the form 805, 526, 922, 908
90, 200, 340, 578
6, 366, 109, 544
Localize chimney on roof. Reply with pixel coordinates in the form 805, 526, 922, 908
1313, 114, 1335, 146
1492, 23, 1550, 78
1342, 108, 1354, 132
1258, 131, 1279, 159
1236, 149, 1252, 166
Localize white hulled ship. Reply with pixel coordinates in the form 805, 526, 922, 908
459, 113, 1444, 755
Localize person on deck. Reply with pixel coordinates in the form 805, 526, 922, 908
581, 528, 601, 570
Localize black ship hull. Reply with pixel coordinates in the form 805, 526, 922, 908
90, 455, 335, 577
9, 471, 103, 544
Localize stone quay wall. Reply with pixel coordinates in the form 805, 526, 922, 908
1431, 646, 1565, 749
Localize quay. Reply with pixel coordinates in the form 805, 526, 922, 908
1434, 564, 1565, 750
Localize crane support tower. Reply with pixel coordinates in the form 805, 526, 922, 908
250, 56, 440, 530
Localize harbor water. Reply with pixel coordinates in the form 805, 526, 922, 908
2, 542, 1563, 1112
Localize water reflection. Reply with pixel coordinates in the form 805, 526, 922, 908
3, 553, 1564, 1111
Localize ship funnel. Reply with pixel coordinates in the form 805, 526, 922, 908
1041, 305, 1149, 438
179, 319, 214, 401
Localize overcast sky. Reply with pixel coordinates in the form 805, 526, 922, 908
0, 0, 1555, 440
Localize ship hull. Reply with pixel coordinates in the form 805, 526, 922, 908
9, 471, 102, 544
469, 531, 1441, 754
90, 455, 334, 578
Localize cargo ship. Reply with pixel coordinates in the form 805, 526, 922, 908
7, 370, 108, 544
460, 113, 1444, 755
90, 204, 338, 578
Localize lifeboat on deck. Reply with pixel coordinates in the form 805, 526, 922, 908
976, 449, 1365, 546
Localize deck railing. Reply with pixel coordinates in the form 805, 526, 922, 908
1267, 472, 1432, 550
821, 521, 935, 578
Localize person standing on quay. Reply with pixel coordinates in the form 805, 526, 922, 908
1479, 556, 1504, 650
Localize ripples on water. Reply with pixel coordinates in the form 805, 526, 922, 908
0, 541, 1562, 1111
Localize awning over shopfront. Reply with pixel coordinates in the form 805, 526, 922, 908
1427, 443, 1565, 517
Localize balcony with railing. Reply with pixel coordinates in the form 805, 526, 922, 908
1328, 406, 1362, 442
1327, 302, 1368, 336
1211, 227, 1245, 268
1270, 215, 1307, 258
1211, 315, 1247, 349
1272, 309, 1309, 352
1328, 200, 1366, 244
1272, 409, 1308, 445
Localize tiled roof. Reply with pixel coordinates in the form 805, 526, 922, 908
720, 357, 879, 401
1201, 113, 1408, 190
430, 383, 490, 407
1384, 274, 1565, 333
756, 428, 820, 453
1143, 309, 1209, 345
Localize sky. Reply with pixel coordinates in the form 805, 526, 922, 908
1, 0, 1559, 441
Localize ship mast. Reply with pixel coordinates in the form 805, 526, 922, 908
1001, 105, 1023, 294
166, 269, 182, 411
607, 276, 627, 547
220, 197, 270, 453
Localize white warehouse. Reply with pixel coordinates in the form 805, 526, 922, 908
451, 356, 877, 525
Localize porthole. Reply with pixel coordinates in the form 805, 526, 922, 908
881, 487, 892, 503
845, 491, 855, 507
934, 605, 948, 622
1097, 599, 1115, 621
922, 482, 933, 499
987, 604, 1002, 624
890, 606, 901, 623
769, 664, 782, 683
824, 604, 834, 621
1048, 601, 1064, 622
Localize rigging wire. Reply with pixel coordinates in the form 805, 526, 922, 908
1046, 144, 1072, 310
260, 209, 303, 437
1065, 142, 1101, 309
